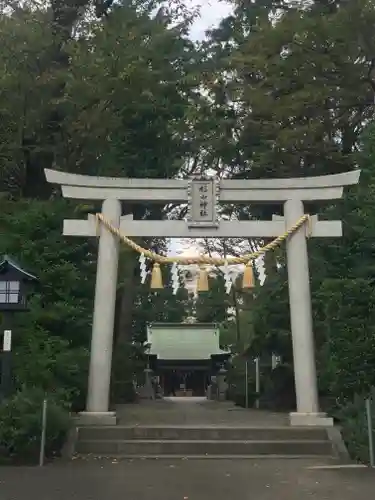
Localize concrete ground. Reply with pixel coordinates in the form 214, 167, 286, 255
3, 399, 370, 499
0, 458, 374, 500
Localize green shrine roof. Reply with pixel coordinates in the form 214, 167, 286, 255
147, 323, 229, 360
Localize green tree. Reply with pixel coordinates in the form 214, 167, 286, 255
200, 2, 375, 423
0, 0, 110, 199
0, 199, 94, 403
0, 0, 204, 399
311, 124, 375, 402
195, 272, 232, 323
201, 0, 375, 226
60, 3, 202, 178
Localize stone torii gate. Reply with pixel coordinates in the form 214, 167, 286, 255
45, 168, 360, 426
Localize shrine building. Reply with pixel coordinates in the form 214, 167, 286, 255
146, 323, 230, 397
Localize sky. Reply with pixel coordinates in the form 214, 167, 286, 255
187, 0, 233, 40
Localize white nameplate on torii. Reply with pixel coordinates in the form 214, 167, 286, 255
187, 178, 219, 228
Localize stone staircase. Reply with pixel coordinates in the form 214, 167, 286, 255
75, 425, 337, 459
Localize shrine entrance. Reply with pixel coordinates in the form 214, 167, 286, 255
161, 368, 208, 397
44, 168, 360, 427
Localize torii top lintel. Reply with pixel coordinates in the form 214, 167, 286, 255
44, 168, 360, 203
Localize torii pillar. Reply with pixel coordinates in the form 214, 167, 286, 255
45, 168, 360, 426
284, 199, 325, 425
84, 198, 121, 424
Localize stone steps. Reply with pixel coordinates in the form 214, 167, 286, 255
75, 426, 336, 458
78, 425, 328, 441
76, 438, 333, 456
77, 455, 337, 460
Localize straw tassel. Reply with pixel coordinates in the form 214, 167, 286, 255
197, 267, 209, 292
150, 262, 163, 289
242, 262, 255, 289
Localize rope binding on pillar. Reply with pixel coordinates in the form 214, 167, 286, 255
95, 213, 311, 293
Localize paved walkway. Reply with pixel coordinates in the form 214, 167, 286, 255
3, 398, 371, 499
117, 397, 289, 426
1, 459, 374, 500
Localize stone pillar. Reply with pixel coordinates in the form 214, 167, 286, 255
271, 354, 281, 370
284, 199, 333, 427
80, 198, 121, 425
143, 368, 155, 400
217, 367, 228, 402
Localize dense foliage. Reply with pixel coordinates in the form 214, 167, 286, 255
0, 0, 374, 464
0, 388, 70, 464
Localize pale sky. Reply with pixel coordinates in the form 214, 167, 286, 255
187, 0, 233, 40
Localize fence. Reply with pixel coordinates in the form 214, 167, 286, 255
243, 355, 282, 409
39, 398, 48, 467
366, 396, 374, 467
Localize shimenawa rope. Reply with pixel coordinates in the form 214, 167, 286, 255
95, 213, 310, 267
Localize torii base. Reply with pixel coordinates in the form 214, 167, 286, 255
290, 412, 334, 427
77, 411, 117, 426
